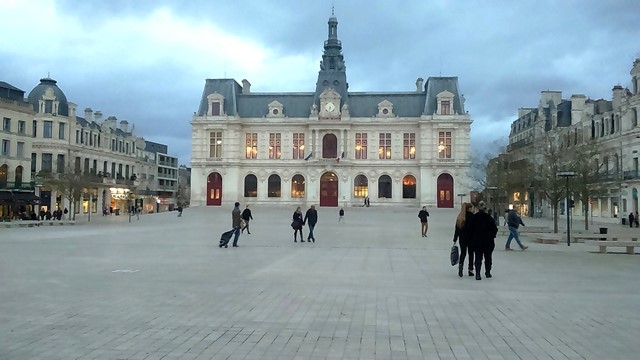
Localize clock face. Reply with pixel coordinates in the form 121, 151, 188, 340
325, 102, 335, 112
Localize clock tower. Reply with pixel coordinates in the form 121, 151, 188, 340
314, 13, 348, 111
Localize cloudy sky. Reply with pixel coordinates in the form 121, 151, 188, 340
1, 0, 639, 165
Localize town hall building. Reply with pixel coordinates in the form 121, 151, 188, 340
190, 15, 472, 207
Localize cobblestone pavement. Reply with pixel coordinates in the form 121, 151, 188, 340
1, 205, 639, 359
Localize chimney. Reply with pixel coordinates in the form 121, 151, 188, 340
68, 102, 77, 118
570, 94, 586, 111
415, 77, 424, 92
518, 107, 534, 118
612, 85, 625, 109
242, 79, 251, 94
84, 108, 93, 122
120, 120, 129, 133
94, 111, 103, 123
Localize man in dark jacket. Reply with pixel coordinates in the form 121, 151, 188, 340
304, 205, 318, 242
231, 202, 242, 247
505, 208, 528, 250
241, 205, 253, 234
472, 201, 498, 280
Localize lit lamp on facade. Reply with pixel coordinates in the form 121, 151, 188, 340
438, 142, 445, 152
409, 146, 415, 155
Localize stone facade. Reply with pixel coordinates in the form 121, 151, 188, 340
190, 16, 473, 208
504, 58, 640, 223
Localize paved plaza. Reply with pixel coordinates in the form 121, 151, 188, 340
1, 205, 639, 360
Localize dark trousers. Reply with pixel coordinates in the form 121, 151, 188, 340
242, 219, 250, 233
459, 241, 474, 271
307, 224, 316, 240
232, 227, 240, 246
475, 242, 495, 275
294, 228, 304, 241
630, 220, 634, 228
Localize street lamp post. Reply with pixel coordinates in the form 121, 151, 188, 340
457, 193, 467, 206
557, 171, 576, 246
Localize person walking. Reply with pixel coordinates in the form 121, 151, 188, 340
505, 208, 528, 250
176, 205, 183, 217
338, 207, 345, 223
241, 205, 253, 234
471, 201, 498, 280
304, 205, 318, 242
629, 212, 635, 228
231, 202, 242, 247
418, 206, 430, 237
635, 211, 639, 228
292, 206, 304, 242
452, 202, 475, 277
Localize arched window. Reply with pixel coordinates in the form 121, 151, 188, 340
15, 166, 23, 188
402, 175, 416, 198
378, 175, 392, 198
322, 133, 337, 158
244, 174, 257, 197
0, 164, 7, 188
268, 174, 281, 198
354, 175, 368, 198
291, 174, 305, 198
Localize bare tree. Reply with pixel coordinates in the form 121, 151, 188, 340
568, 138, 609, 230
42, 164, 97, 220
535, 133, 570, 233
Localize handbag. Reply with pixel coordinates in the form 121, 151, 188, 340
450, 245, 459, 266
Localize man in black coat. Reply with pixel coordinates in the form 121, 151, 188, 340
241, 205, 253, 234
304, 205, 318, 242
471, 201, 498, 280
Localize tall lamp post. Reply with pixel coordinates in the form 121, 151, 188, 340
557, 171, 576, 246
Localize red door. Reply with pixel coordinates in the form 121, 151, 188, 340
437, 173, 454, 208
206, 172, 222, 206
320, 172, 338, 207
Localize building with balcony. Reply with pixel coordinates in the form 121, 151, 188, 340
138, 141, 178, 212
0, 81, 38, 219
190, 15, 473, 207
26, 78, 146, 218
498, 58, 640, 223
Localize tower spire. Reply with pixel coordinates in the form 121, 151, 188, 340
314, 13, 348, 108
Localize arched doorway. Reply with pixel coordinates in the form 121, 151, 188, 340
378, 175, 392, 198
206, 172, 222, 206
322, 134, 337, 159
320, 172, 338, 206
402, 175, 416, 198
437, 173, 454, 208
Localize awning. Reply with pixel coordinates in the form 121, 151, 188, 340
0, 191, 12, 204
12, 192, 40, 204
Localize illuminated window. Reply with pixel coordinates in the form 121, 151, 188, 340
293, 133, 305, 159
246, 133, 258, 159
438, 131, 452, 159
354, 175, 368, 198
378, 133, 391, 159
403, 133, 416, 159
291, 174, 305, 198
269, 133, 281, 159
355, 133, 367, 159
402, 175, 416, 198
209, 131, 223, 158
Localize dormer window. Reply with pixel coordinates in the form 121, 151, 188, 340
207, 92, 224, 116
267, 101, 284, 118
436, 90, 455, 115
376, 100, 394, 118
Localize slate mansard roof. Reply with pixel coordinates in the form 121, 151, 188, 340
196, 76, 466, 119
27, 78, 70, 116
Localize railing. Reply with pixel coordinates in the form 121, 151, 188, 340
0, 181, 36, 190
623, 170, 640, 180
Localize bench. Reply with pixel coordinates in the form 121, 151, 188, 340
533, 235, 561, 244
498, 226, 551, 236
584, 239, 639, 254
1, 220, 42, 228
40, 220, 76, 226
571, 234, 612, 243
